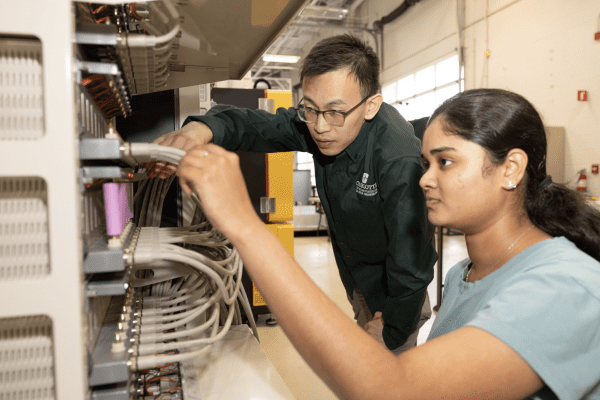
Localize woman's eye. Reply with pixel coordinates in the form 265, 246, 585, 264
440, 158, 453, 167
421, 160, 430, 171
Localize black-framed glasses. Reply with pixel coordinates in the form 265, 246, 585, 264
294, 96, 370, 127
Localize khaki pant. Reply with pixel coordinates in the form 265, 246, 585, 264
348, 286, 431, 355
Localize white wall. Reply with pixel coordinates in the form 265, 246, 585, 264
350, 0, 600, 195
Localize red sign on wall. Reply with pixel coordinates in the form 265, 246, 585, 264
578, 91, 588, 101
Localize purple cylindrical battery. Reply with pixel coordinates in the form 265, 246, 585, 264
119, 184, 133, 225
103, 183, 123, 236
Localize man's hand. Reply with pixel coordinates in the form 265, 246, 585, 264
177, 144, 261, 240
146, 121, 213, 179
364, 311, 385, 346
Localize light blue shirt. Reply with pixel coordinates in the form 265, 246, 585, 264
427, 237, 600, 400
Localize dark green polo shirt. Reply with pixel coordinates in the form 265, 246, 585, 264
184, 103, 437, 349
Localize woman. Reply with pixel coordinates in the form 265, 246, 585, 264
177, 89, 600, 399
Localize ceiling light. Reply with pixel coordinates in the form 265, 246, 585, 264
300, 6, 348, 20
262, 54, 301, 63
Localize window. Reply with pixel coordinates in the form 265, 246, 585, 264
382, 54, 463, 121
296, 151, 316, 187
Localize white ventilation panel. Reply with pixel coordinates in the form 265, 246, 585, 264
0, 38, 44, 140
0, 177, 49, 280
0, 315, 55, 400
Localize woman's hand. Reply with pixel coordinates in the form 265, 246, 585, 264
147, 121, 214, 179
177, 144, 261, 240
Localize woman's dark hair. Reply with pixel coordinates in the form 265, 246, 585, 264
300, 34, 380, 98
429, 88, 600, 261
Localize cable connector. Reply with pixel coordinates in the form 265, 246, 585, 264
138, 332, 160, 344
140, 322, 162, 334
137, 343, 159, 356
112, 332, 126, 353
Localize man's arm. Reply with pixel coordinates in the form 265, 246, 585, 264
148, 104, 312, 178
147, 121, 213, 178
379, 156, 437, 349
186, 105, 312, 153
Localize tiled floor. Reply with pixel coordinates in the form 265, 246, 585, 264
256, 232, 468, 400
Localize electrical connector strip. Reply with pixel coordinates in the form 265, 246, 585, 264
116, 0, 181, 94
100, 138, 258, 379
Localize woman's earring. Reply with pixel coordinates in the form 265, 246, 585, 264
508, 181, 517, 189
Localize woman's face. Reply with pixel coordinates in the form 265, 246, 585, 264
419, 117, 506, 234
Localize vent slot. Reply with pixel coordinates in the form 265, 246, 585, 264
0, 37, 44, 140
0, 315, 56, 400
0, 177, 49, 280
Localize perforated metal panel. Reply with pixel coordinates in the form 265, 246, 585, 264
0, 315, 55, 400
0, 38, 44, 140
0, 177, 49, 280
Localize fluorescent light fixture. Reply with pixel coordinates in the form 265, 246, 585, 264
300, 6, 348, 20
262, 54, 301, 63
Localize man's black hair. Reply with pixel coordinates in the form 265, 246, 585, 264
300, 34, 381, 98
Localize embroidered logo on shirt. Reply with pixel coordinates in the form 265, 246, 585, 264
356, 173, 378, 197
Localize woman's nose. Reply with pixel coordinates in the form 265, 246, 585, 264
419, 167, 435, 191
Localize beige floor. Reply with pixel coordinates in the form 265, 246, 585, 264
256, 232, 468, 400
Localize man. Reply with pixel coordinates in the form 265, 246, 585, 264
148, 34, 437, 354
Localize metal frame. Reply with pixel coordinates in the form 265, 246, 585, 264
0, 1, 87, 398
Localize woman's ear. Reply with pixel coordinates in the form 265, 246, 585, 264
502, 148, 528, 190
364, 94, 383, 120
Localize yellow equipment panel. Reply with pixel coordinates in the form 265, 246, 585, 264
266, 152, 293, 222
266, 222, 294, 257
264, 90, 294, 223
265, 90, 293, 109
252, 283, 267, 307
252, 91, 294, 307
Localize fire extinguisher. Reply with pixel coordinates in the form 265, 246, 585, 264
576, 170, 587, 192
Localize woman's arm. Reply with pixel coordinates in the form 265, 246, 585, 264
177, 144, 544, 400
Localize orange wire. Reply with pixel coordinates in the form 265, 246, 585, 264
92, 4, 109, 14
130, 3, 143, 20
81, 75, 105, 86
92, 88, 112, 100
145, 376, 176, 396
87, 81, 109, 92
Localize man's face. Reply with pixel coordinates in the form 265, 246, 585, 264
301, 69, 369, 156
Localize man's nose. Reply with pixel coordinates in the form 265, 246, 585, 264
314, 113, 331, 133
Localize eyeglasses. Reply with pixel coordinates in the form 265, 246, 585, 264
294, 96, 370, 127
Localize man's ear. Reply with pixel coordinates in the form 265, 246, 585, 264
364, 94, 383, 120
